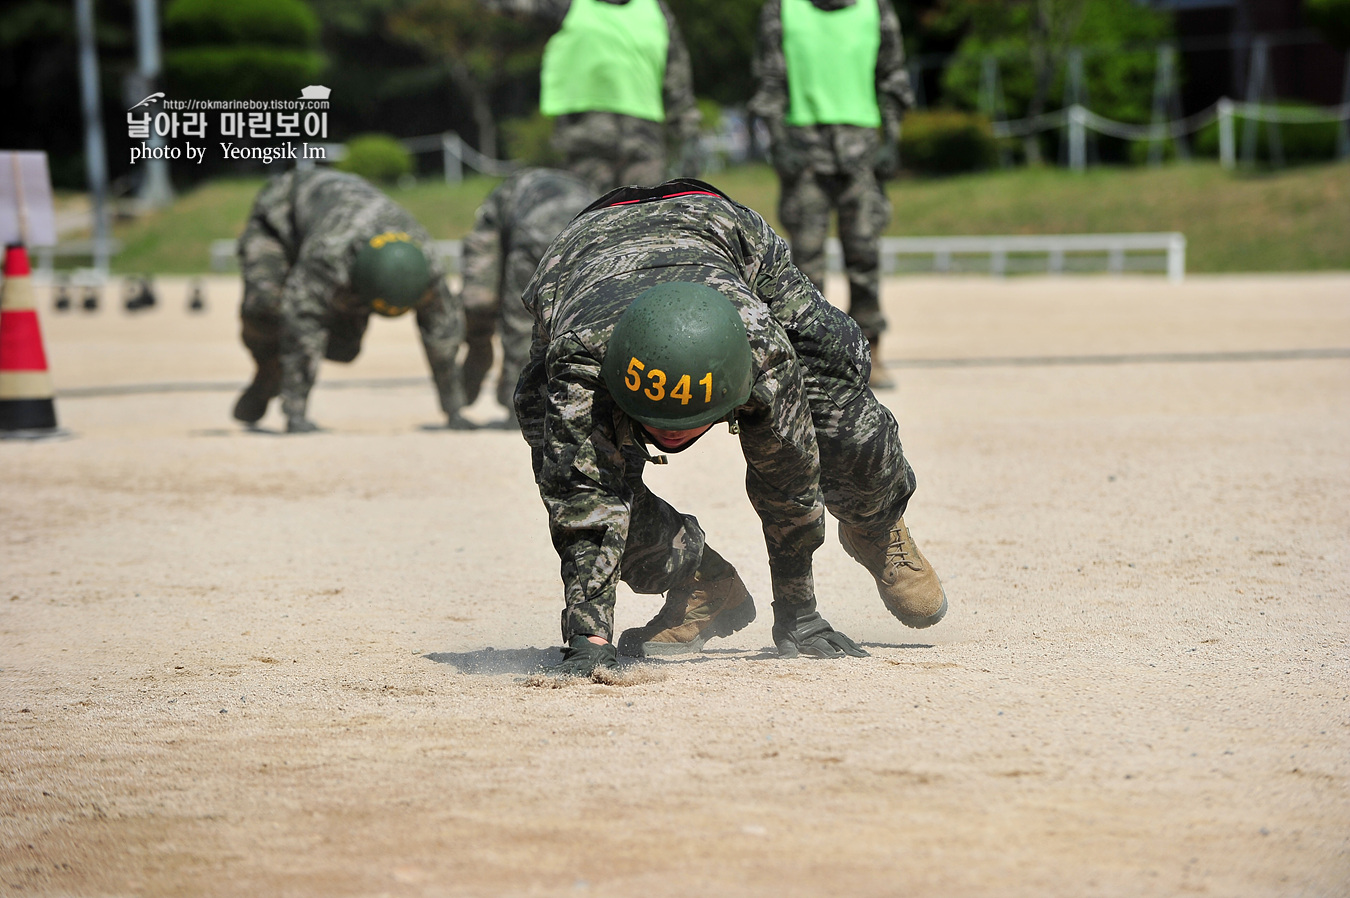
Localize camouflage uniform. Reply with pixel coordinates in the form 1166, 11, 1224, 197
460, 168, 597, 418
485, 0, 701, 193
515, 179, 918, 643
747, 0, 912, 342
237, 169, 465, 424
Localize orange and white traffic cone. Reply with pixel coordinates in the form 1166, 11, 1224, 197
0, 243, 63, 437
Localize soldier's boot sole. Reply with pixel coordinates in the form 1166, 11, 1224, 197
624, 594, 757, 658
839, 520, 947, 629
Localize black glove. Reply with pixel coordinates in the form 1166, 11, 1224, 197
772, 600, 869, 659
286, 415, 321, 434
874, 139, 900, 182
546, 635, 619, 677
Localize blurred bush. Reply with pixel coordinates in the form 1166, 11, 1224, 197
500, 113, 562, 167
164, 0, 323, 100
1192, 103, 1341, 164
336, 134, 414, 183
900, 110, 999, 176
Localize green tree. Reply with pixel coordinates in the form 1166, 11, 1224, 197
1304, 0, 1350, 49
935, 0, 1171, 162
388, 0, 552, 158
666, 0, 760, 105
163, 0, 325, 100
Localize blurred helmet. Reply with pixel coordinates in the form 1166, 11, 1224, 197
601, 282, 754, 430
351, 232, 433, 316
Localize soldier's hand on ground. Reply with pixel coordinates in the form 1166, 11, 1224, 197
772, 600, 869, 659
285, 416, 321, 434
545, 635, 619, 677
873, 140, 900, 181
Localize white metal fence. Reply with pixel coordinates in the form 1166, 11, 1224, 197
995, 98, 1350, 171
210, 233, 1184, 281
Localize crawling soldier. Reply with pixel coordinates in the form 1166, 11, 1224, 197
515, 178, 946, 676
233, 169, 465, 432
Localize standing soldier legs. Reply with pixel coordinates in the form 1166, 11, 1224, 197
778, 170, 831, 291
836, 168, 894, 389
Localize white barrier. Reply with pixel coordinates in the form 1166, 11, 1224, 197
863, 233, 1187, 282
213, 234, 1184, 281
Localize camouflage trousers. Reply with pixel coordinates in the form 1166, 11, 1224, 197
462, 252, 541, 416
568, 297, 917, 642
778, 166, 892, 340
239, 236, 367, 368
552, 112, 667, 194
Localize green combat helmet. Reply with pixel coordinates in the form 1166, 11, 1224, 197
351, 231, 433, 317
601, 282, 754, 430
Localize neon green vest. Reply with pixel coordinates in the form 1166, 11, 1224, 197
782, 0, 881, 128
540, 0, 668, 123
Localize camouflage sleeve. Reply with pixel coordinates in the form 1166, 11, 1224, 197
746, 0, 786, 133
737, 349, 827, 608
415, 277, 467, 420
658, 0, 701, 143
277, 257, 336, 422
741, 206, 839, 605
460, 183, 506, 314
876, 0, 913, 141
513, 249, 551, 449
538, 333, 634, 641
237, 217, 289, 318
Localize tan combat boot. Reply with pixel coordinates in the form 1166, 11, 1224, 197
617, 548, 756, 657
839, 516, 946, 628
868, 337, 896, 390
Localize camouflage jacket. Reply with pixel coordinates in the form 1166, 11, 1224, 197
747, 0, 913, 172
481, 0, 700, 142
516, 179, 872, 619
460, 168, 598, 311
239, 169, 463, 421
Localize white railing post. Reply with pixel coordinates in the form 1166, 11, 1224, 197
1167, 233, 1186, 283
1069, 105, 1087, 172
1218, 98, 1236, 170
441, 133, 463, 184
1048, 246, 1064, 275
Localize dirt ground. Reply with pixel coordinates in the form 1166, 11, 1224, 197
2, 272, 1347, 898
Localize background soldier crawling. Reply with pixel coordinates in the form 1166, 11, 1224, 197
460, 168, 597, 426
234, 169, 466, 432
514, 178, 947, 677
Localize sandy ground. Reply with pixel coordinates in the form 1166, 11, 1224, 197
2, 272, 1348, 898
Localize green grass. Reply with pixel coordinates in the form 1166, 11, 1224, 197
107, 162, 1350, 274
